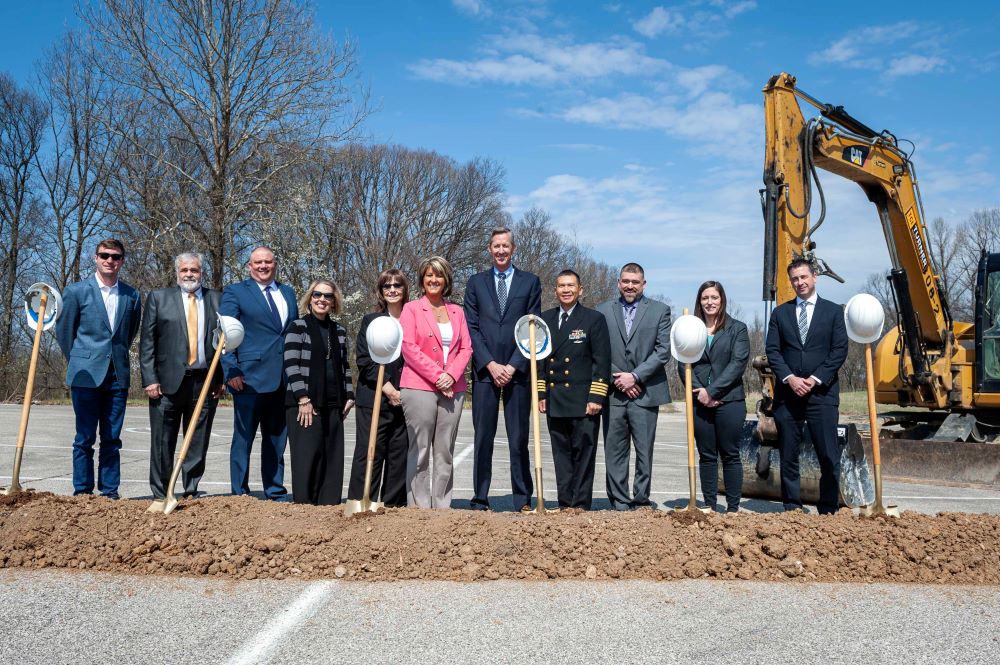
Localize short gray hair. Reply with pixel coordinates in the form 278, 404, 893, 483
174, 252, 205, 272
489, 226, 514, 245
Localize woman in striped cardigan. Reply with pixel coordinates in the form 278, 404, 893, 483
284, 278, 355, 505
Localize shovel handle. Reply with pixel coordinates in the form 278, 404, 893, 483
360, 364, 385, 503
164, 330, 226, 502
8, 290, 48, 493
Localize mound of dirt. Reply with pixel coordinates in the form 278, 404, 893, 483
1, 492, 997, 583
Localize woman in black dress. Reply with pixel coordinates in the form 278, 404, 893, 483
347, 268, 409, 507
284, 278, 354, 505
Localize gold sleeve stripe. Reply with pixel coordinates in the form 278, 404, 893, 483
589, 383, 609, 395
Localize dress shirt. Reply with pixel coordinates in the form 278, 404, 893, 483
558, 303, 577, 328
784, 292, 822, 385
95, 273, 118, 328
493, 265, 515, 294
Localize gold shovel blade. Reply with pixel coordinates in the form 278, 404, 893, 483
146, 495, 179, 514
519, 502, 559, 514
343, 499, 384, 517
2, 481, 23, 496
861, 503, 900, 518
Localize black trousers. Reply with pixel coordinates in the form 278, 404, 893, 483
693, 400, 745, 511
347, 402, 408, 506
286, 406, 345, 505
471, 380, 533, 510
148, 371, 218, 499
547, 414, 599, 509
774, 399, 841, 514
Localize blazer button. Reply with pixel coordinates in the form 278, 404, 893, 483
564, 383, 570, 388
564, 370, 569, 375
564, 357, 570, 363
549, 370, 554, 375
550, 382, 555, 388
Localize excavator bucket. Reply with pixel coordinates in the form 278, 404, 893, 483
727, 421, 875, 508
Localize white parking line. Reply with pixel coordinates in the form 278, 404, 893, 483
224, 581, 332, 665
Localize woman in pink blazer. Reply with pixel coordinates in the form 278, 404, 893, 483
399, 256, 473, 508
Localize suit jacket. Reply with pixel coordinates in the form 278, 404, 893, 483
56, 276, 142, 388
139, 286, 223, 395
596, 296, 672, 407
464, 267, 542, 383
765, 296, 848, 407
399, 296, 473, 393
219, 278, 298, 394
355, 311, 404, 409
678, 317, 750, 403
536, 304, 611, 418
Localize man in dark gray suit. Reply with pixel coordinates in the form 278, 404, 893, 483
140, 252, 224, 499
597, 263, 671, 510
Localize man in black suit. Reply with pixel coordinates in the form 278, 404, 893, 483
140, 252, 224, 499
464, 226, 542, 511
765, 258, 848, 515
537, 270, 611, 510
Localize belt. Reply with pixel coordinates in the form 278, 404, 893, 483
184, 368, 210, 377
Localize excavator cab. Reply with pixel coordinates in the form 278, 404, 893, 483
975, 252, 1000, 392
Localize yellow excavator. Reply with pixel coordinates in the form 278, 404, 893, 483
752, 72, 999, 490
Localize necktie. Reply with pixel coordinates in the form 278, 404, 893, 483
624, 304, 636, 337
798, 301, 809, 344
560, 311, 569, 329
186, 292, 198, 366
497, 272, 507, 315
265, 285, 282, 328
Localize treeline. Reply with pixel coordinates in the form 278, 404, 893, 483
0, 0, 618, 400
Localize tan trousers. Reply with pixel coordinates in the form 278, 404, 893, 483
401, 388, 465, 509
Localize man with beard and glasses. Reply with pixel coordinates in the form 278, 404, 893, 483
140, 252, 225, 500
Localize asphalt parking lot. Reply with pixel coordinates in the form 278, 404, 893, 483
1, 404, 998, 664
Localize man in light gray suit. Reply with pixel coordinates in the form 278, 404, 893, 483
597, 263, 671, 510
139, 252, 224, 499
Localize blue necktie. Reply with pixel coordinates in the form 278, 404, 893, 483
265, 285, 282, 328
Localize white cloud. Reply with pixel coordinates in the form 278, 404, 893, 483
633, 7, 684, 38
409, 33, 669, 85
809, 22, 946, 78
451, 0, 485, 16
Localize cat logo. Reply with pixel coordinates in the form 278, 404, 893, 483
843, 145, 869, 166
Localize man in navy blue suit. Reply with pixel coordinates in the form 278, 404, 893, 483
765, 258, 848, 515
220, 246, 298, 500
464, 227, 542, 511
56, 238, 142, 499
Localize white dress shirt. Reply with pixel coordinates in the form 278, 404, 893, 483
95, 273, 118, 329
258, 281, 289, 326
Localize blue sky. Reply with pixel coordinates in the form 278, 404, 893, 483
2, 1, 999, 315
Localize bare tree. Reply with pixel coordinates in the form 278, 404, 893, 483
925, 215, 969, 320
0, 73, 48, 361
82, 0, 368, 287
35, 32, 121, 289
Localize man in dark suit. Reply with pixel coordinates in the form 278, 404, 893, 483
220, 246, 299, 500
56, 238, 142, 499
596, 262, 671, 510
765, 258, 848, 515
140, 252, 224, 500
464, 226, 542, 511
537, 270, 611, 510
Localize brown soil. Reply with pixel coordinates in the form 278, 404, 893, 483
1, 491, 998, 584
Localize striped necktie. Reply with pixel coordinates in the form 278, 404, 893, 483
798, 301, 809, 344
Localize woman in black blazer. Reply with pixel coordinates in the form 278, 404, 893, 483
681, 281, 750, 512
346, 268, 410, 507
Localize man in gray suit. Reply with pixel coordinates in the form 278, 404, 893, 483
139, 252, 224, 499
597, 263, 671, 510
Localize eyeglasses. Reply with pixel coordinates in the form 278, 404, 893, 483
381, 282, 404, 291
97, 252, 123, 261
311, 291, 336, 301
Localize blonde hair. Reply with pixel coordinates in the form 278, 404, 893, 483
299, 279, 343, 316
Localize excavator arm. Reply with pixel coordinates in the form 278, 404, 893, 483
762, 72, 955, 409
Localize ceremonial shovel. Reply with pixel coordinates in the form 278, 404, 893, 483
344, 363, 386, 517
148, 315, 243, 515
845, 294, 899, 518
515, 314, 557, 514
344, 315, 403, 517
671, 309, 711, 513
4, 283, 62, 495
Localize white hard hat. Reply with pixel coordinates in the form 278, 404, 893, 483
214, 315, 245, 353
670, 314, 708, 364
24, 283, 62, 332
844, 293, 885, 344
514, 314, 552, 360
366, 315, 404, 364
